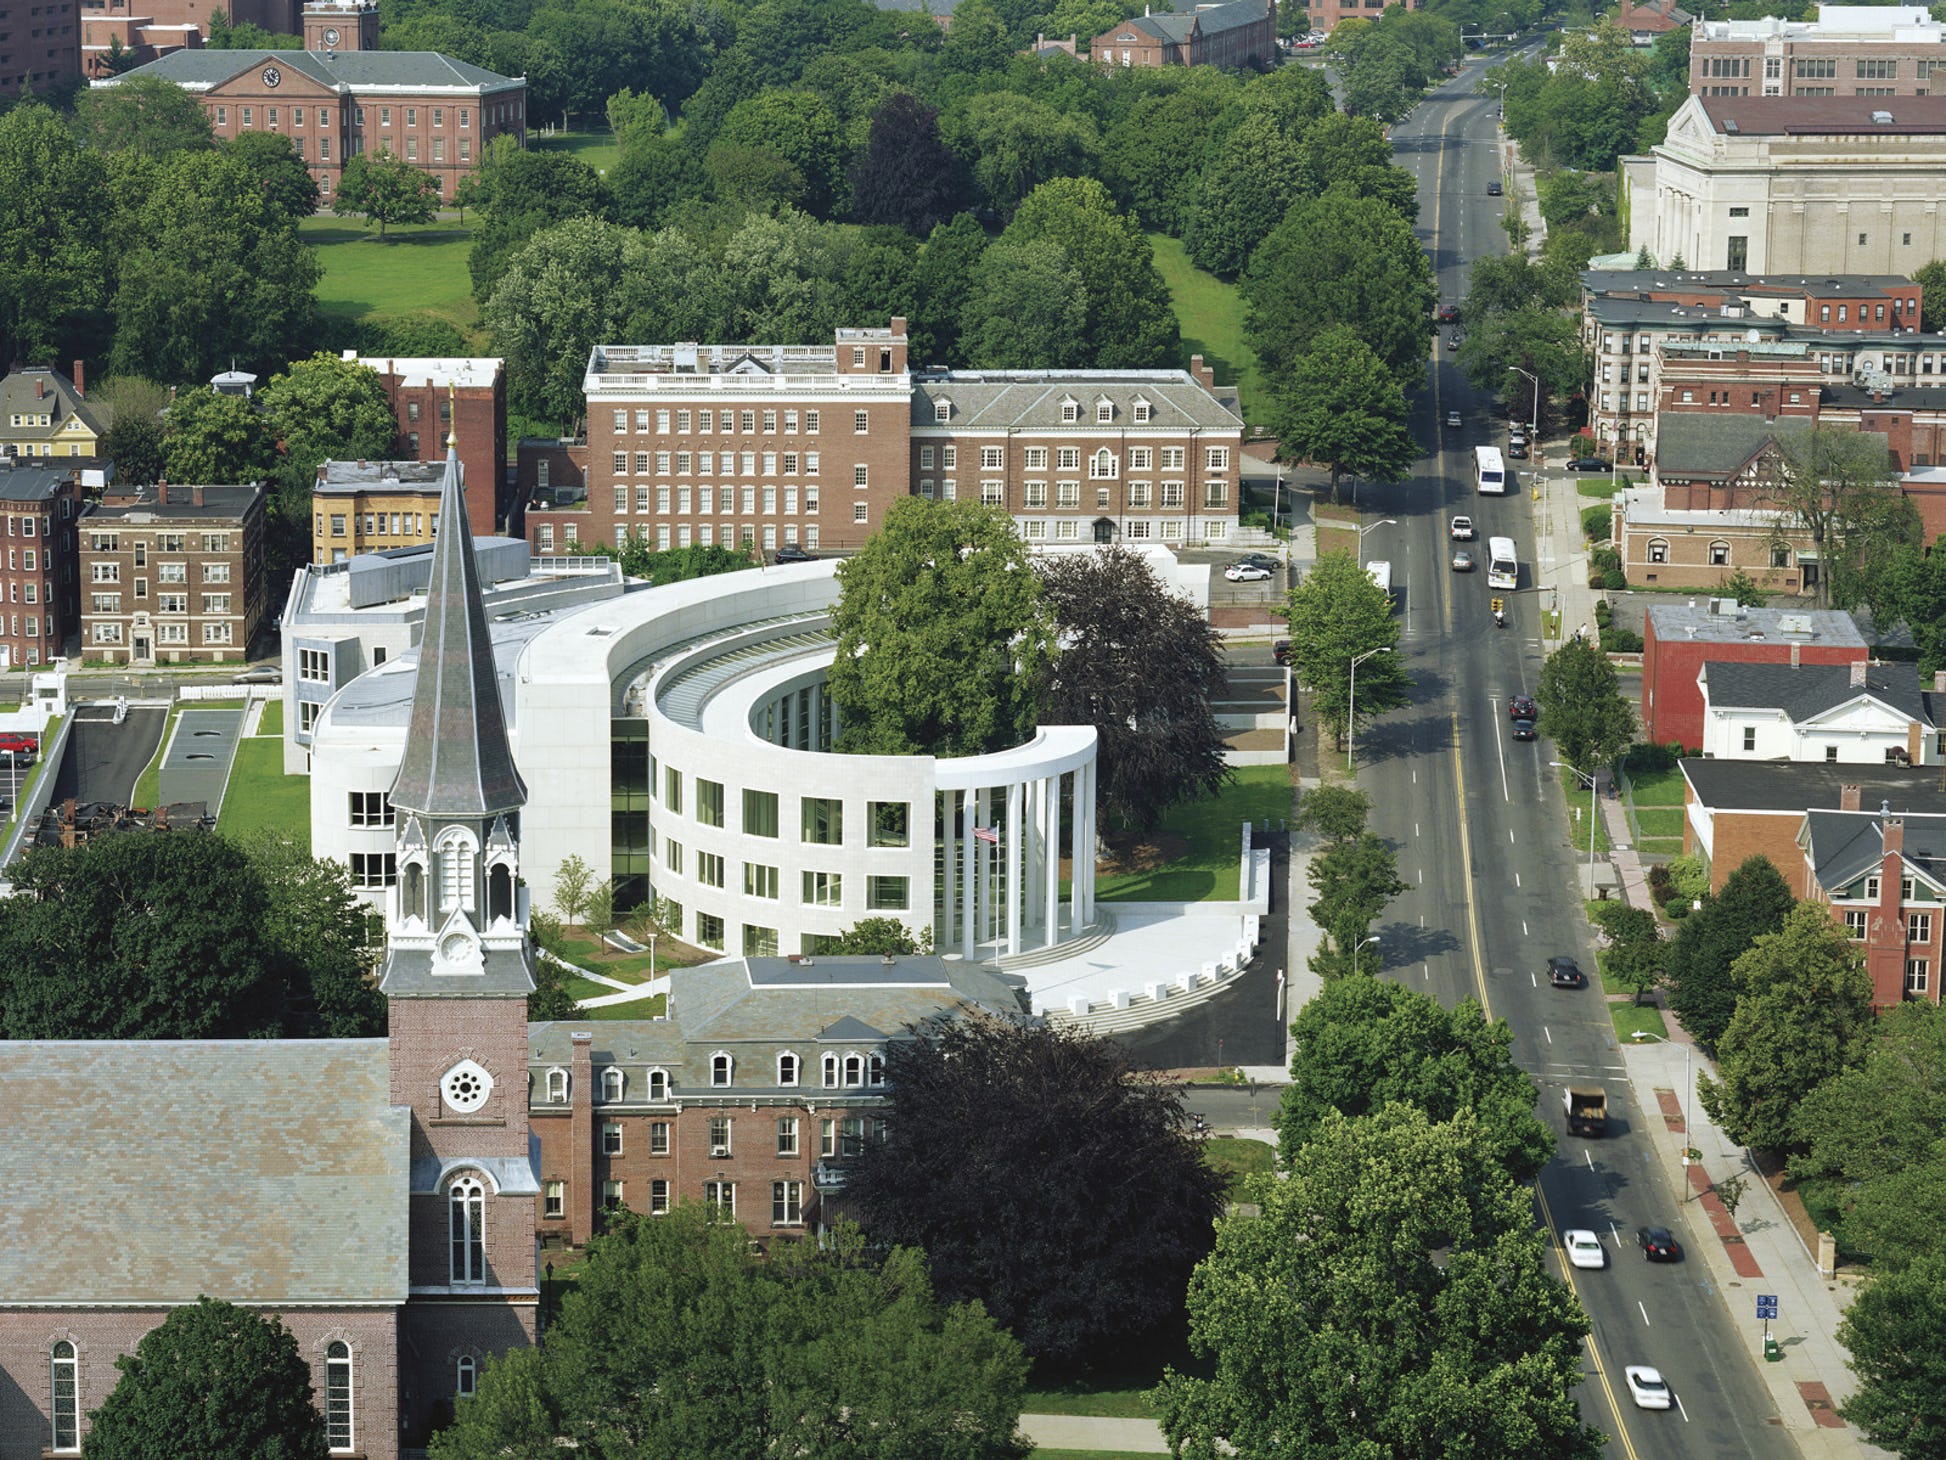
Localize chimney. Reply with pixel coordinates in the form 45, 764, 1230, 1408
192, 484, 205, 507
1841, 783, 1862, 812
72, 360, 85, 398
569, 1031, 595, 1245
1884, 814, 1905, 858
1791, 641, 1801, 667
1934, 670, 1946, 694
34, 377, 44, 400
889, 316, 907, 337
1188, 353, 1214, 390
1851, 659, 1868, 687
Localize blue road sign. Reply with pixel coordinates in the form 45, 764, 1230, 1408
1757, 1295, 1780, 1320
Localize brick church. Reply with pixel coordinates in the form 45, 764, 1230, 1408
0, 435, 539, 1458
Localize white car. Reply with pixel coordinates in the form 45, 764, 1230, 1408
1562, 1229, 1605, 1270
1450, 515, 1475, 541
1225, 563, 1273, 583
1625, 1367, 1673, 1410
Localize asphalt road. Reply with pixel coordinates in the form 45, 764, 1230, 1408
1346, 61, 1796, 1460
51, 706, 167, 808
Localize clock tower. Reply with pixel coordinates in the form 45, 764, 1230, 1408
380, 431, 540, 1443
302, 0, 379, 50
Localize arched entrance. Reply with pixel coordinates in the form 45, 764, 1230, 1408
1091, 517, 1115, 544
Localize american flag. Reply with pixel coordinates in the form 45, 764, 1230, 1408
972, 826, 1000, 845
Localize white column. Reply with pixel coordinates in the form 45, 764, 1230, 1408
1081, 761, 1096, 926
961, 787, 978, 961
940, 789, 956, 957
1043, 771, 1061, 949
1006, 779, 1023, 957
1069, 768, 1087, 936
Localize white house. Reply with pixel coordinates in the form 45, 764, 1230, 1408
1698, 658, 1942, 765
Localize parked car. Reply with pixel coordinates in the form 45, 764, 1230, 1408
1451, 548, 1475, 572
774, 544, 816, 563
0, 733, 36, 762
1487, 179, 1504, 196
1625, 1367, 1673, 1411
1445, 409, 1464, 429
232, 667, 280, 685
1272, 639, 1291, 666
1450, 515, 1475, 540
1508, 693, 1536, 719
1562, 1229, 1606, 1270
1568, 456, 1613, 472
1437, 304, 1462, 324
1234, 552, 1279, 571
1638, 1226, 1683, 1262
1510, 715, 1537, 741
1225, 562, 1273, 583
1547, 955, 1586, 989
1507, 441, 1530, 459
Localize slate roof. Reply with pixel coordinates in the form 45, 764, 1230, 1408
1803, 809, 1946, 890
0, 367, 101, 445
1653, 413, 1815, 476
107, 47, 522, 92
1699, 94, 1946, 136
388, 442, 526, 819
0, 464, 80, 503
1702, 660, 1932, 726
1103, 0, 1269, 43
0, 1040, 409, 1306
1679, 757, 1946, 815
912, 371, 1244, 431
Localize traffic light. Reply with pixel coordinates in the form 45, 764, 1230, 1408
1491, 597, 1505, 614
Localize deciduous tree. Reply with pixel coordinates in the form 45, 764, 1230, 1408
84, 1298, 327, 1460
73, 75, 215, 158
0, 105, 112, 371
553, 854, 594, 926
1535, 638, 1634, 775
1282, 549, 1410, 749
1278, 975, 1554, 1182
1697, 902, 1873, 1151
1269, 326, 1417, 501
259, 352, 398, 481
1917, 258, 1946, 335
844, 1012, 1224, 1367
224, 129, 320, 222
716, 87, 849, 217
832, 916, 925, 954
1000, 176, 1178, 369
1665, 854, 1795, 1051
1305, 832, 1407, 965
95, 374, 170, 487
1840, 1255, 1946, 1457
1159, 1105, 1601, 1460
1764, 427, 1920, 609
828, 498, 1055, 757
849, 91, 964, 235
1182, 111, 1307, 279
942, 91, 1099, 218
959, 238, 1088, 369
1293, 784, 1372, 843
240, 829, 384, 1038
160, 385, 277, 485
465, 141, 615, 303
1101, 87, 1231, 234
1037, 545, 1230, 833
1594, 903, 1662, 1006
333, 146, 440, 239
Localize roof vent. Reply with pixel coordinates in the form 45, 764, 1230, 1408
1724, 118, 1739, 133
1777, 613, 1817, 636
1872, 110, 1895, 124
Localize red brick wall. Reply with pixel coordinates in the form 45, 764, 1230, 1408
397, 1299, 535, 1448
370, 372, 506, 535
1641, 625, 1867, 747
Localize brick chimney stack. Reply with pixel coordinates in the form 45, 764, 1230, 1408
1851, 659, 1868, 687
34, 377, 43, 400
1841, 783, 1862, 812
570, 1031, 594, 1244
1884, 815, 1905, 857
72, 361, 85, 398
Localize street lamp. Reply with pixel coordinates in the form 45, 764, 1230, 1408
1348, 646, 1392, 771
1631, 1030, 1695, 1199
1552, 759, 1600, 898
1357, 518, 1396, 569
1507, 365, 1540, 437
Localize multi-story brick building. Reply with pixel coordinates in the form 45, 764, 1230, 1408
1306, 0, 1416, 35
1640, 601, 1868, 745
80, 482, 266, 664
312, 458, 447, 561
0, 462, 86, 668
352, 353, 508, 534
1689, 4, 1946, 98
0, 0, 81, 97
530, 320, 1247, 557
80, 12, 200, 77
528, 955, 1025, 1246
1, 365, 101, 462
98, 42, 526, 204
1089, 0, 1277, 67
80, 0, 299, 44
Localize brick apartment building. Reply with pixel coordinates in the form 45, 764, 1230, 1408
0, 462, 86, 669
1614, 0, 1691, 42
352, 353, 508, 535
528, 956, 1024, 1247
98, 39, 526, 204
80, 0, 298, 42
1689, 4, 1945, 98
527, 319, 1247, 558
1, 0, 81, 97
312, 458, 447, 561
1089, 0, 1277, 68
80, 12, 200, 76
80, 482, 266, 664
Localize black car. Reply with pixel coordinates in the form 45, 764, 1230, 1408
1547, 955, 1586, 988
774, 544, 816, 563
1638, 1226, 1683, 1262
1487, 180, 1503, 195
1507, 441, 1530, 459
1568, 457, 1614, 472
1235, 552, 1279, 571
1510, 716, 1537, 742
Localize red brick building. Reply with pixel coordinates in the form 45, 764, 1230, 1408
95, 41, 526, 203
0, 463, 87, 668
79, 482, 267, 665
1641, 601, 1869, 747
80, 0, 298, 43
1090, 0, 1277, 67
354, 354, 508, 535
1, 0, 81, 97
1803, 805, 1946, 1009
1302, 0, 1416, 37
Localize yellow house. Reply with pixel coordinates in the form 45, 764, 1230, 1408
313, 458, 450, 563
1, 367, 102, 460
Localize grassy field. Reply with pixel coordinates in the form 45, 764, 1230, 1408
1204, 1134, 1276, 1199
1021, 1378, 1162, 1419
574, 992, 670, 1020
534, 126, 620, 175
1095, 765, 1293, 903
1557, 768, 1611, 856
132, 705, 182, 809
301, 216, 482, 341
1147, 233, 1265, 425
216, 736, 312, 842
1624, 765, 1686, 855
1611, 1002, 1668, 1042
258, 698, 284, 736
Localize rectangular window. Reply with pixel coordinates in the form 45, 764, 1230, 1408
803, 870, 842, 906
543, 1181, 565, 1219
299, 648, 330, 683
350, 853, 397, 889
602, 1122, 623, 1155
776, 1117, 799, 1156
349, 790, 393, 827
650, 1121, 670, 1155
866, 875, 909, 911
1845, 908, 1869, 940
868, 801, 908, 847
704, 1181, 735, 1216
772, 1180, 803, 1226
744, 862, 778, 898
696, 777, 724, 828
744, 788, 779, 838
697, 850, 725, 889
649, 1179, 669, 1214
853, 410, 869, 434
1742, 726, 1757, 752
801, 796, 842, 844
602, 1179, 623, 1209
1910, 912, 1933, 945
1908, 959, 1931, 996
1857, 58, 1897, 78
709, 1116, 733, 1156
663, 766, 682, 814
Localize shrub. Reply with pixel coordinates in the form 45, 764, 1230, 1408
1664, 897, 1691, 921
1625, 740, 1682, 773
1581, 504, 1612, 542
1602, 568, 1629, 591
1600, 626, 1643, 653
1646, 863, 1674, 903
1664, 854, 1710, 903
1594, 600, 1613, 628
1591, 546, 1622, 575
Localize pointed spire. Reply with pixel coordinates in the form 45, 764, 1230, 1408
387, 438, 526, 819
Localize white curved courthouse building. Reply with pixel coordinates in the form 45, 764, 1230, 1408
303, 551, 1101, 962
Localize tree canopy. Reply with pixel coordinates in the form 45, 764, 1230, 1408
1036, 545, 1229, 834
1282, 549, 1410, 749
1159, 1105, 1602, 1460
1534, 638, 1634, 775
1665, 854, 1795, 1051
1765, 427, 1921, 611
843, 1012, 1225, 1367
828, 498, 1056, 757
1269, 325, 1418, 499
83, 1298, 327, 1460
1839, 1254, 1946, 1457
159, 385, 278, 486
333, 147, 442, 239
432, 1207, 1030, 1460
259, 353, 399, 482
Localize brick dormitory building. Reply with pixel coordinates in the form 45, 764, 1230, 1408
522, 319, 1249, 558
79, 482, 267, 665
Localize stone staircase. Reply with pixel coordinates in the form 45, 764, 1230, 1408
993, 909, 1120, 970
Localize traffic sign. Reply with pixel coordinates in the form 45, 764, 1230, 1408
1757, 1295, 1779, 1320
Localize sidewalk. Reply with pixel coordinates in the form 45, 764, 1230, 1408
1019, 1413, 1168, 1453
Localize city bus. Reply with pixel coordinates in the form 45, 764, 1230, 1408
1475, 445, 1507, 495
1487, 535, 1519, 590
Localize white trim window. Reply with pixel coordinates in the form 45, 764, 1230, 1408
546, 1068, 568, 1102
647, 1068, 669, 1101
711, 1051, 733, 1087
325, 1341, 353, 1452
456, 1354, 478, 1398
50, 1341, 78, 1452
449, 1176, 486, 1284
777, 1052, 800, 1086
602, 1067, 625, 1103
821, 1052, 839, 1088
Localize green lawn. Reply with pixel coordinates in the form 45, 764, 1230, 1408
257, 697, 284, 736
1030, 1452, 1163, 1459
573, 992, 670, 1021
533, 126, 620, 175
1577, 478, 1621, 499
215, 735, 312, 842
132, 705, 184, 809
1147, 233, 1265, 425
1021, 1379, 1161, 1419
1204, 1135, 1276, 1199
1095, 765, 1293, 903
1558, 769, 1611, 856
1624, 767, 1686, 805
1632, 806, 1685, 840
0, 715, 61, 840
1611, 1002, 1668, 1042
301, 216, 481, 340
549, 926, 665, 980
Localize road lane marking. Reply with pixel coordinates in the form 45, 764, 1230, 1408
1534, 1184, 1644, 1460
1523, 919, 1529, 937
1531, 970, 1538, 987
1675, 1395, 1690, 1423
1639, 1302, 1651, 1327
1585, 1150, 1595, 1169
1515, 872, 1521, 887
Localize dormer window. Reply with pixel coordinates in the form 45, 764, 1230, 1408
647, 1068, 668, 1101
842, 1053, 863, 1086
1060, 397, 1079, 424
601, 1067, 624, 1103
933, 399, 951, 423
821, 1052, 839, 1088
778, 1052, 800, 1086
1095, 398, 1114, 423
711, 1051, 733, 1087
867, 1052, 885, 1087
546, 1068, 568, 1102
1132, 398, 1151, 423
